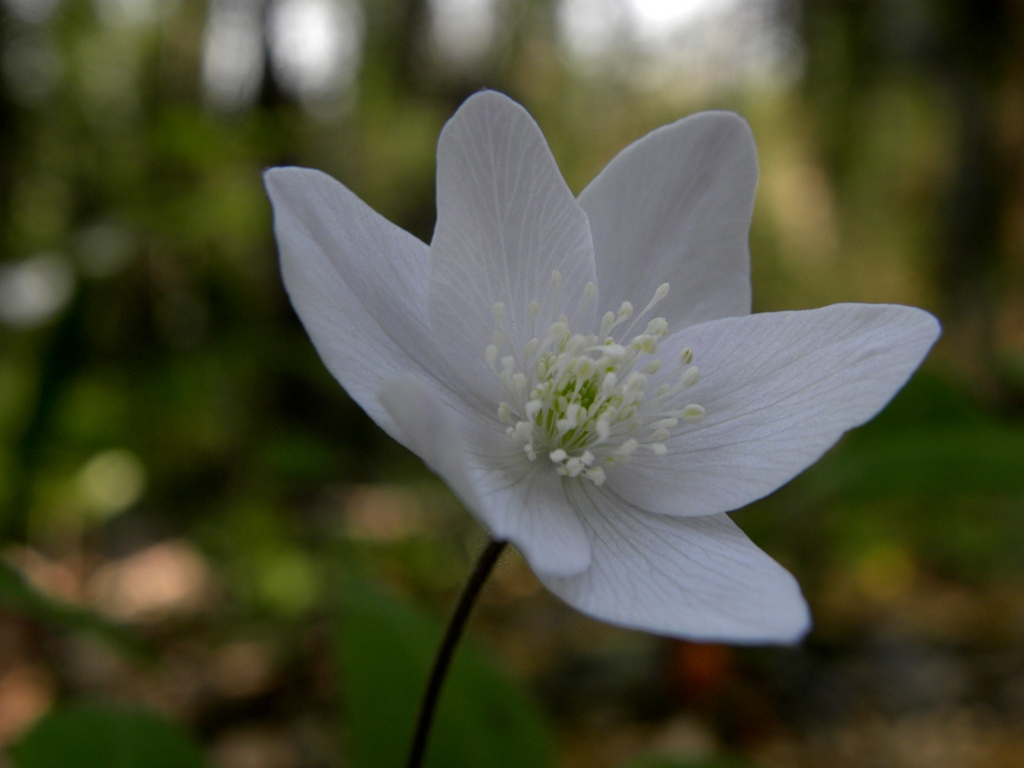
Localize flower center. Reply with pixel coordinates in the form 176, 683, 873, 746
486, 273, 705, 486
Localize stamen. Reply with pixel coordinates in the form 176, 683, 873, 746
487, 280, 705, 485
681, 404, 705, 424
680, 366, 701, 388
640, 283, 670, 315
584, 281, 596, 303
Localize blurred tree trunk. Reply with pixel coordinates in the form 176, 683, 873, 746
799, 0, 1018, 403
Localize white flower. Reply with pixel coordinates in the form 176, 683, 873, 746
264, 91, 939, 643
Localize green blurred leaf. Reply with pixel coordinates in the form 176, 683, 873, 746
336, 573, 552, 768
807, 424, 1024, 499
0, 559, 153, 661
799, 373, 1024, 500
7, 705, 205, 768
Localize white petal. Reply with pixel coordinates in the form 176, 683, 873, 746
578, 111, 755, 330
540, 483, 810, 643
379, 377, 591, 577
608, 304, 941, 516
429, 91, 598, 408
266, 167, 453, 441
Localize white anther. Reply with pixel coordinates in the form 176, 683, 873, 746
566, 334, 587, 355
497, 403, 511, 423
600, 311, 616, 336
680, 366, 701, 388
584, 282, 596, 300
512, 372, 528, 393
580, 450, 595, 466
643, 359, 662, 375
633, 336, 658, 354
551, 270, 563, 290
653, 283, 670, 302
548, 321, 569, 344
485, 345, 498, 368
527, 300, 540, 318
649, 418, 678, 430
584, 466, 606, 485
618, 439, 639, 456
525, 399, 542, 420
557, 403, 580, 431
524, 338, 540, 357
617, 301, 633, 320
679, 347, 694, 365
492, 302, 505, 321
599, 344, 627, 364
650, 428, 670, 442
565, 458, 584, 476
549, 449, 568, 463
645, 318, 668, 337
601, 372, 618, 395
682, 404, 705, 424
515, 421, 533, 439
647, 443, 668, 455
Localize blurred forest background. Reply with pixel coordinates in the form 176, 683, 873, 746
1, 0, 1024, 766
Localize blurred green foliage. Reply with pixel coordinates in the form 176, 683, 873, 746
9, 705, 206, 768
337, 572, 551, 768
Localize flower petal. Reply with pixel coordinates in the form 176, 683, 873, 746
607, 304, 941, 517
266, 167, 453, 441
379, 377, 591, 577
578, 111, 755, 329
429, 91, 598, 409
540, 483, 810, 642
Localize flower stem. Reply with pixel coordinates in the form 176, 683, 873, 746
405, 537, 508, 768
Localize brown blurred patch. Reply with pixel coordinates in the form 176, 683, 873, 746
211, 640, 277, 699
86, 539, 215, 622
211, 726, 300, 768
669, 642, 734, 702
0, 664, 54, 745
343, 485, 423, 541
4, 546, 84, 604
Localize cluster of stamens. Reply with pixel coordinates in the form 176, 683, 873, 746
486, 273, 705, 486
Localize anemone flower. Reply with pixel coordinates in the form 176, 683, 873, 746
265, 91, 939, 644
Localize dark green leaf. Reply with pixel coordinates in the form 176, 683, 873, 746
806, 424, 1024, 500
336, 573, 552, 768
8, 705, 205, 768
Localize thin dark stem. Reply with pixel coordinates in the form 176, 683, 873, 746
405, 537, 508, 768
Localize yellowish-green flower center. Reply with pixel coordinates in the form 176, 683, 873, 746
487, 273, 704, 485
